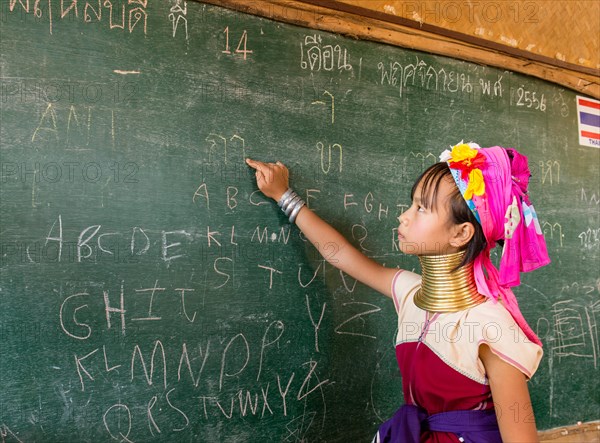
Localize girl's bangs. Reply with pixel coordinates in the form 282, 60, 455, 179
410, 162, 451, 211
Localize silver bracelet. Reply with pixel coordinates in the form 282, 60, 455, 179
281, 193, 297, 211
277, 189, 294, 208
279, 188, 298, 211
284, 195, 302, 216
289, 200, 305, 223
277, 188, 305, 223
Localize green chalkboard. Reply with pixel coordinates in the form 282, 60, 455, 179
1, 1, 598, 441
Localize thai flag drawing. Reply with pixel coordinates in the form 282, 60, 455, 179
576, 96, 600, 148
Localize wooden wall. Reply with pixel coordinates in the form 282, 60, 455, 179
337, 0, 600, 71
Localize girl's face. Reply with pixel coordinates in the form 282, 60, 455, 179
397, 176, 463, 256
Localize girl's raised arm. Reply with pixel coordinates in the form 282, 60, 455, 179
246, 158, 399, 298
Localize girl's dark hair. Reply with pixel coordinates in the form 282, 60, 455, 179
410, 162, 501, 271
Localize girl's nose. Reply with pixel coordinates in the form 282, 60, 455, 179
398, 214, 406, 225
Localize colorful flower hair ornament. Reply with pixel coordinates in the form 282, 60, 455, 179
439, 141, 486, 222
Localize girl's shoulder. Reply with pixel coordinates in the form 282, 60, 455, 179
390, 269, 422, 314
467, 299, 544, 380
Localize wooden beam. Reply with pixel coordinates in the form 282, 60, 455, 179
538, 420, 600, 442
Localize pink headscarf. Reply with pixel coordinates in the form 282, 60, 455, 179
440, 142, 551, 347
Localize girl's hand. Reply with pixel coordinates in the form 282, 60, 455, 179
245, 158, 290, 202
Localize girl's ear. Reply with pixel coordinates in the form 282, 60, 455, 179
450, 222, 476, 248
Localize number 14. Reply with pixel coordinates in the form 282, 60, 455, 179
222, 27, 252, 60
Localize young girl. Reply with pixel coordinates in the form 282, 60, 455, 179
245, 141, 550, 443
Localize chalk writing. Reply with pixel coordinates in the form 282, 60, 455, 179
552, 90, 570, 117
204, 133, 248, 164
257, 321, 285, 382
339, 269, 358, 293
539, 160, 560, 185
100, 0, 148, 34
7, 0, 148, 35
298, 260, 325, 288
479, 75, 503, 98
352, 223, 372, 253
377, 57, 504, 99
59, 282, 212, 345
512, 86, 546, 111
300, 34, 353, 73
311, 90, 335, 124
550, 285, 600, 367
103, 404, 133, 442
335, 302, 382, 339
68, 324, 312, 389
317, 141, 342, 173
542, 221, 563, 248
581, 188, 600, 206
6, 227, 294, 268
578, 227, 600, 249
63, 311, 331, 441
344, 192, 392, 222
168, 0, 188, 40
222, 27, 252, 60
31, 103, 116, 150
306, 294, 326, 352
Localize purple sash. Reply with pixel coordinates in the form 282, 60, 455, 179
376, 404, 502, 443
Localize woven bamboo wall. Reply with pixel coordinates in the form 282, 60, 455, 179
337, 0, 600, 70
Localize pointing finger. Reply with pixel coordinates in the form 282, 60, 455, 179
246, 158, 267, 174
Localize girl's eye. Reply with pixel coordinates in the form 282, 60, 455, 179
417, 206, 425, 212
